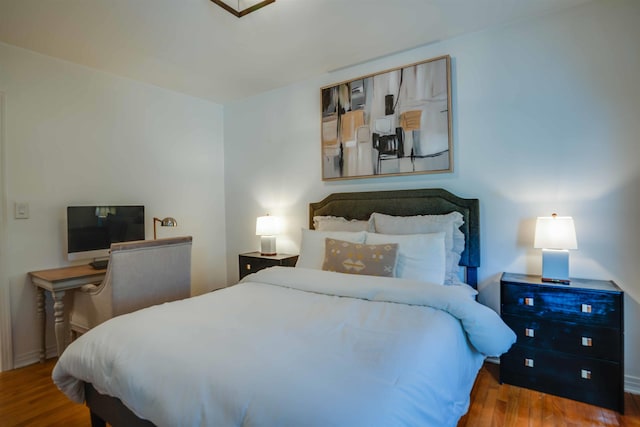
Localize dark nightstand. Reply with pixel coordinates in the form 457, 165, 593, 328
500, 272, 624, 413
238, 252, 299, 280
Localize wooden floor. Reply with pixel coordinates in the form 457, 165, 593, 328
459, 363, 640, 427
0, 359, 89, 426
0, 360, 639, 426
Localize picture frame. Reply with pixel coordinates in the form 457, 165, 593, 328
321, 55, 452, 180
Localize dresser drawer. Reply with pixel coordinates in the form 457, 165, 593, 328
241, 257, 277, 275
238, 253, 299, 280
501, 283, 621, 328
501, 346, 623, 412
502, 314, 621, 361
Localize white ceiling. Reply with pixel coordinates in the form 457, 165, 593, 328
0, 0, 592, 104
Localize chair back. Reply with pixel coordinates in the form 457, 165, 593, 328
109, 236, 192, 316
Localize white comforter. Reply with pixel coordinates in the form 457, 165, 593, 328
53, 267, 515, 427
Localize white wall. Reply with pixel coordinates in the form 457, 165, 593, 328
223, 0, 640, 390
0, 42, 228, 367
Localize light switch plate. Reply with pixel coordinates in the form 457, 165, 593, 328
15, 202, 29, 219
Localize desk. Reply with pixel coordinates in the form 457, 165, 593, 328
28, 264, 106, 362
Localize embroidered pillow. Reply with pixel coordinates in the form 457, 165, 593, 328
365, 232, 446, 285
322, 238, 398, 277
296, 230, 367, 270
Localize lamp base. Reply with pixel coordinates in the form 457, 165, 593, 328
541, 249, 570, 284
260, 235, 277, 256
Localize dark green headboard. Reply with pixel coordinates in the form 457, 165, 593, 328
309, 188, 480, 287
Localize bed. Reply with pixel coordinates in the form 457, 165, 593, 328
52, 188, 515, 427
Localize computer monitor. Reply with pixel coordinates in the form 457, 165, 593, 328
65, 205, 145, 261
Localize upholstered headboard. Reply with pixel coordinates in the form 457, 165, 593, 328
309, 188, 480, 287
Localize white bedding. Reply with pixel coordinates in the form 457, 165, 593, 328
53, 267, 515, 427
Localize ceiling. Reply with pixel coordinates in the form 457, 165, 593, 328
0, 0, 592, 104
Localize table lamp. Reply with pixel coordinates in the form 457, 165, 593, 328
534, 213, 578, 284
153, 216, 177, 240
256, 215, 282, 256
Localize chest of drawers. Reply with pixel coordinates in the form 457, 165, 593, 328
500, 272, 624, 412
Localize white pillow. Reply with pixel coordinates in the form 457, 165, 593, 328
313, 216, 372, 232
296, 229, 366, 270
365, 232, 446, 285
370, 212, 464, 285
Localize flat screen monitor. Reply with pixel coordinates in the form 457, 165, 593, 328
66, 205, 145, 261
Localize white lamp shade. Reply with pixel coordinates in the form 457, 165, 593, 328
256, 215, 282, 236
534, 215, 578, 250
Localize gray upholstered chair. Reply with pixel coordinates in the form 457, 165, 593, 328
69, 236, 192, 336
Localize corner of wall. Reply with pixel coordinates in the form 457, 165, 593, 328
0, 91, 14, 371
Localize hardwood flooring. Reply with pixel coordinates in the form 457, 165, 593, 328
0, 359, 639, 426
459, 363, 640, 427
0, 359, 89, 426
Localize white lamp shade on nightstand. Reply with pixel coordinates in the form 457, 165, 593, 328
534, 216, 577, 250
256, 215, 282, 256
534, 214, 578, 283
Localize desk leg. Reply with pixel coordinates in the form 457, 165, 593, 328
52, 290, 66, 358
36, 287, 46, 363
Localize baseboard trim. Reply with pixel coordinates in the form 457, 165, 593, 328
13, 346, 57, 369
625, 375, 640, 395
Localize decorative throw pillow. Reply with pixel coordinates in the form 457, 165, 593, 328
370, 212, 464, 285
296, 229, 367, 270
322, 238, 398, 277
365, 232, 446, 285
313, 216, 373, 232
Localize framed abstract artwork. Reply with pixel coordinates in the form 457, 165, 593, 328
321, 55, 452, 180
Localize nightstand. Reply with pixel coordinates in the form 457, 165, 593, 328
238, 252, 299, 280
500, 272, 624, 412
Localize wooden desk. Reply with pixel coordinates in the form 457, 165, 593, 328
28, 264, 106, 362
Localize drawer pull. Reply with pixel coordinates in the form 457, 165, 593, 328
245, 263, 252, 270
524, 358, 534, 368
581, 369, 592, 380
524, 297, 534, 307
525, 328, 535, 338
581, 337, 593, 347
581, 304, 592, 313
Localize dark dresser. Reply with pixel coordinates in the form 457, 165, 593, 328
238, 252, 298, 280
500, 272, 624, 412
